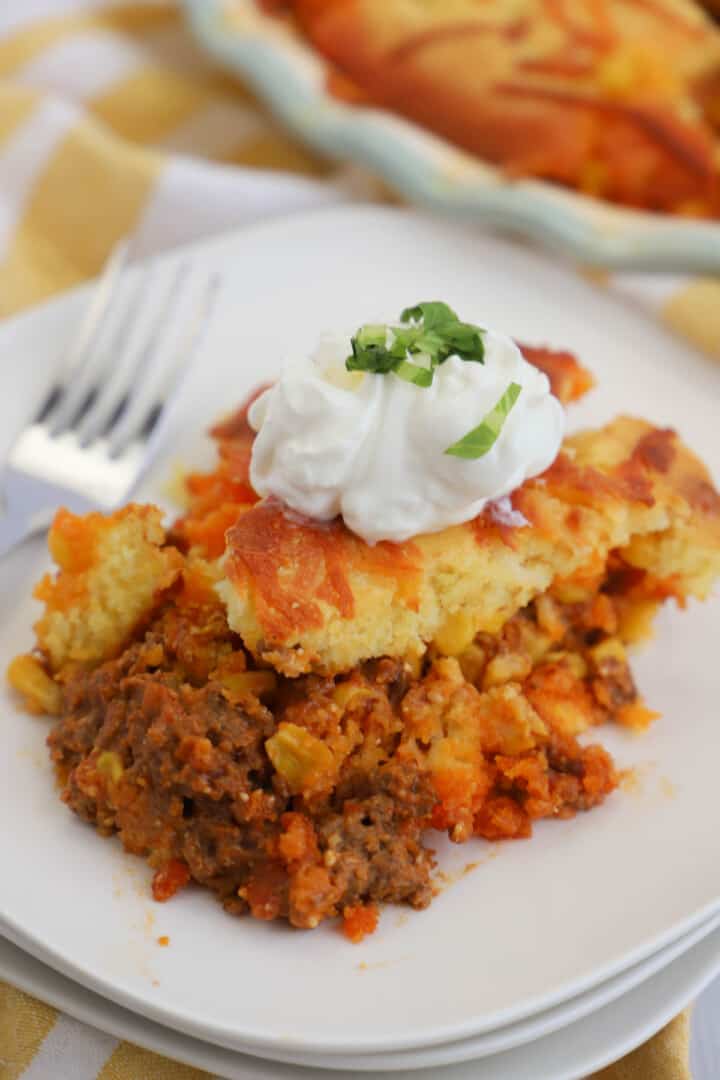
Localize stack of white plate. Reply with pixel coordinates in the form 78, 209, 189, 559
2, 209, 719, 1080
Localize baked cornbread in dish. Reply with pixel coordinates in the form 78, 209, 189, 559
265, 0, 720, 215
8, 312, 720, 941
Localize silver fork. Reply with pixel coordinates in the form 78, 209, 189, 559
0, 242, 220, 557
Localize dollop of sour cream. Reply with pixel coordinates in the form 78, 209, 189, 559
248, 327, 564, 544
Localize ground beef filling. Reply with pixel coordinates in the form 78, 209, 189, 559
47, 565, 652, 939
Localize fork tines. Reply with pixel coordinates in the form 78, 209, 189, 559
36, 247, 219, 461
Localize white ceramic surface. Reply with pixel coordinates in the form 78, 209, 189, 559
209, 909, 720, 1071
183, 0, 720, 274
3, 925, 720, 1080
1, 207, 719, 1058
6, 908, 720, 1074
691, 971, 720, 1078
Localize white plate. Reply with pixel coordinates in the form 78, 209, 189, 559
183, 0, 720, 274
5, 907, 720, 1073
215, 911, 720, 1070
1, 207, 719, 1058
3, 924, 720, 1080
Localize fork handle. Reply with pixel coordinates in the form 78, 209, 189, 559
0, 512, 50, 558
0, 467, 94, 559
0, 496, 57, 557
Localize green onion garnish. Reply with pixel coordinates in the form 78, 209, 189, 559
346, 301, 485, 385
444, 382, 522, 460
393, 359, 434, 387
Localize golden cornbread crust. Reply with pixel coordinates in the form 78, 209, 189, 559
34, 504, 183, 671
274, 0, 720, 214
221, 417, 720, 676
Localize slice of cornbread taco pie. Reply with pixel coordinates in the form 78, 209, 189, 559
9, 304, 720, 940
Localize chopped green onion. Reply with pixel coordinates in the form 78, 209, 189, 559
394, 359, 434, 387
400, 301, 458, 329
355, 324, 388, 348
346, 300, 485, 384
444, 382, 522, 460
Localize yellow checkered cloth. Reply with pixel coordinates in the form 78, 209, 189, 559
0, 3, 709, 1078
0, 0, 386, 319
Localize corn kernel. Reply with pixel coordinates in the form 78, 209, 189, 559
403, 653, 424, 680
539, 697, 593, 737
560, 651, 588, 680
551, 581, 594, 605
618, 600, 659, 645
434, 610, 478, 657
457, 643, 487, 686
220, 670, 277, 701
535, 594, 567, 641
518, 622, 553, 664
97, 751, 124, 784
332, 683, 376, 713
482, 652, 532, 690
6, 654, 61, 715
589, 638, 627, 666
266, 723, 335, 794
